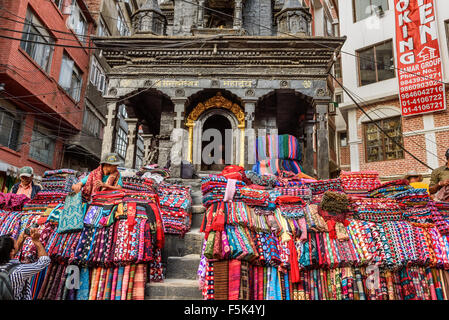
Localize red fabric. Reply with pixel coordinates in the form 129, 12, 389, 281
275, 195, 305, 205
327, 220, 337, 240
288, 239, 300, 283
148, 202, 165, 249
83, 165, 119, 200
127, 202, 137, 231
222, 165, 249, 182
211, 201, 225, 232
228, 259, 241, 300
203, 203, 217, 240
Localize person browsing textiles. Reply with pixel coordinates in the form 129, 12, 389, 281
71, 153, 123, 200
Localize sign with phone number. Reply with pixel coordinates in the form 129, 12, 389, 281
394, 0, 446, 116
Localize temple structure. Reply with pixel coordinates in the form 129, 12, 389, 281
94, 0, 345, 179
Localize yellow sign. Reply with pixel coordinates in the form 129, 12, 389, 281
222, 80, 254, 88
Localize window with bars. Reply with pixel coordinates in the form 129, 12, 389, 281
83, 108, 101, 138
68, 0, 88, 43
116, 4, 130, 36
115, 127, 128, 158
0, 107, 22, 151
20, 8, 55, 73
29, 123, 55, 166
90, 58, 107, 95
364, 116, 404, 162
98, 17, 110, 37
135, 144, 144, 169
357, 40, 395, 86
334, 56, 342, 79
353, 0, 389, 22
59, 52, 83, 102
324, 12, 334, 37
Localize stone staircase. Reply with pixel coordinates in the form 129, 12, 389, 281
145, 177, 206, 300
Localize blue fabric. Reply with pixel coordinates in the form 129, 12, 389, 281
80, 173, 123, 186
57, 192, 84, 233
76, 267, 90, 300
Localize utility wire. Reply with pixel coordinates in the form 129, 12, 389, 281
177, 0, 448, 86
330, 73, 434, 171
341, 85, 447, 163
344, 84, 445, 154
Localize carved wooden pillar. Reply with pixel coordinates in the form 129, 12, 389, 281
101, 101, 117, 159
197, 0, 206, 28
233, 0, 243, 29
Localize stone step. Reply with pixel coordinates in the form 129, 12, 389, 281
191, 204, 206, 214
145, 279, 202, 300
184, 228, 204, 255
191, 211, 204, 230
166, 254, 201, 280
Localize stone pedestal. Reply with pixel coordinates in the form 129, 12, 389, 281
243, 100, 256, 169
316, 103, 330, 179
101, 101, 117, 159
233, 0, 244, 29
303, 122, 314, 176
125, 118, 139, 168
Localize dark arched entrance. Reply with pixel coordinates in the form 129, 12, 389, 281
201, 113, 232, 171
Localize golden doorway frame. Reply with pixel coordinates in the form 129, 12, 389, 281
185, 92, 245, 167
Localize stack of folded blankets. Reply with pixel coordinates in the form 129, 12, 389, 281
307, 178, 344, 204
22, 169, 78, 215
0, 193, 30, 211
201, 176, 271, 208
253, 134, 303, 176
137, 165, 170, 184
368, 179, 412, 198
197, 171, 449, 300
122, 176, 157, 193
349, 198, 404, 222
430, 202, 449, 236
0, 185, 166, 300
389, 188, 431, 207
340, 171, 381, 197
158, 182, 192, 236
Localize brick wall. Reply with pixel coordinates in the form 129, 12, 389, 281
0, 0, 95, 172
345, 88, 449, 178
340, 145, 350, 166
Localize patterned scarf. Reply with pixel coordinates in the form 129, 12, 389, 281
83, 165, 119, 200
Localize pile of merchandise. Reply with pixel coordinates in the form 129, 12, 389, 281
22, 169, 79, 216
340, 171, 381, 197
368, 179, 412, 198
137, 165, 170, 184
253, 134, 303, 176
0, 168, 166, 300
158, 182, 192, 236
197, 168, 449, 300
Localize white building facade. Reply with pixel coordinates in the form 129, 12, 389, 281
336, 0, 449, 179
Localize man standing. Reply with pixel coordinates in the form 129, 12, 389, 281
429, 148, 449, 200
11, 167, 41, 200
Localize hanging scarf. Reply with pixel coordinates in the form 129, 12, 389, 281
82, 165, 119, 200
